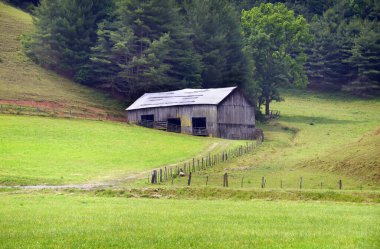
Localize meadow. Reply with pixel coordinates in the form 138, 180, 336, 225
167, 90, 380, 190
0, 115, 233, 186
0, 193, 379, 249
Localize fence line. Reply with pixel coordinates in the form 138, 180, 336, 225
149, 137, 263, 185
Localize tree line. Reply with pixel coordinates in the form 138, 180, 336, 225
18, 0, 380, 114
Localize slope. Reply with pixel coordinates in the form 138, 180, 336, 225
0, 2, 123, 118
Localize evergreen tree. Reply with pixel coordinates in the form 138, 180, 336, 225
23, 0, 111, 81
88, 0, 202, 100
183, 0, 250, 89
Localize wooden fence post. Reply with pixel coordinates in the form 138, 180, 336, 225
280, 179, 283, 189
241, 176, 244, 188
151, 170, 157, 184
261, 176, 265, 188
160, 169, 163, 183
197, 159, 200, 174
170, 168, 173, 179
321, 182, 323, 189
188, 172, 192, 186
206, 175, 209, 186
223, 173, 228, 187
299, 177, 302, 190
339, 180, 342, 190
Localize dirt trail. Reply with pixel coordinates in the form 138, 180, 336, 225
1, 141, 235, 190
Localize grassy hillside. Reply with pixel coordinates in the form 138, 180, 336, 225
0, 194, 379, 249
0, 115, 234, 186
166, 90, 380, 190
0, 2, 123, 117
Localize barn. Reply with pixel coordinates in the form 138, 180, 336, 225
126, 86, 256, 139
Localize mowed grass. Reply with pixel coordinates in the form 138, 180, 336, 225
0, 193, 379, 249
0, 115, 223, 185
0, 2, 122, 112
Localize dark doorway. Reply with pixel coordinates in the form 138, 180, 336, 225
140, 114, 154, 128
192, 117, 208, 136
167, 118, 181, 133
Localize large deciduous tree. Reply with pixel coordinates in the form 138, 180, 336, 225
241, 3, 312, 115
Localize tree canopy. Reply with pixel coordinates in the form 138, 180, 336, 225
241, 3, 312, 115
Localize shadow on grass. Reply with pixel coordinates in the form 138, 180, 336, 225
280, 114, 366, 125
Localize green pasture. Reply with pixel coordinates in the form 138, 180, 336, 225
164, 90, 380, 190
0, 193, 379, 249
0, 115, 232, 185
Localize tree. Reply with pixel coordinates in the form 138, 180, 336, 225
87, 0, 202, 100
346, 19, 380, 95
23, 0, 112, 80
241, 3, 312, 115
183, 0, 250, 90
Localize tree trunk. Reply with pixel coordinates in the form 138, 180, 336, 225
264, 85, 270, 115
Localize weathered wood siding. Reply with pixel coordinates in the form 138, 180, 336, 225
217, 90, 255, 139
127, 105, 218, 136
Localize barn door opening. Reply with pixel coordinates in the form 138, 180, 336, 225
192, 117, 208, 136
167, 118, 181, 133
140, 114, 154, 128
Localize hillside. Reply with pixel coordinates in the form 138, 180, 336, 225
0, 115, 236, 186
0, 2, 123, 118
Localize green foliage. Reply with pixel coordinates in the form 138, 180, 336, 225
183, 0, 251, 91
241, 3, 312, 115
23, 0, 111, 79
87, 0, 202, 100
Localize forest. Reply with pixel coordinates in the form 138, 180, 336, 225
7, 0, 380, 113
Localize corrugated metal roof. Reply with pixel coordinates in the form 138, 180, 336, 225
126, 86, 237, 110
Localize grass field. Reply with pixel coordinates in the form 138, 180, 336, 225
167, 90, 380, 190
0, 2, 123, 116
0, 115, 234, 186
0, 193, 379, 249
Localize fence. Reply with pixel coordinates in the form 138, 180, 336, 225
159, 173, 349, 190
0, 104, 127, 122
148, 138, 263, 185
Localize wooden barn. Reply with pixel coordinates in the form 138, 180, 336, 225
126, 87, 256, 139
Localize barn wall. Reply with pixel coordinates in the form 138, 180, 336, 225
127, 105, 218, 136
217, 90, 255, 139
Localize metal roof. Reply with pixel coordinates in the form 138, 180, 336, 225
126, 86, 237, 111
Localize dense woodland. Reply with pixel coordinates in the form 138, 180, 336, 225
7, 0, 380, 113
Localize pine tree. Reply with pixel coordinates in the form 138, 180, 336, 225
23, 0, 111, 81
87, 0, 202, 100
183, 0, 250, 89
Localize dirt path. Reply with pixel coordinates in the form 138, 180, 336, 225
0, 141, 236, 190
